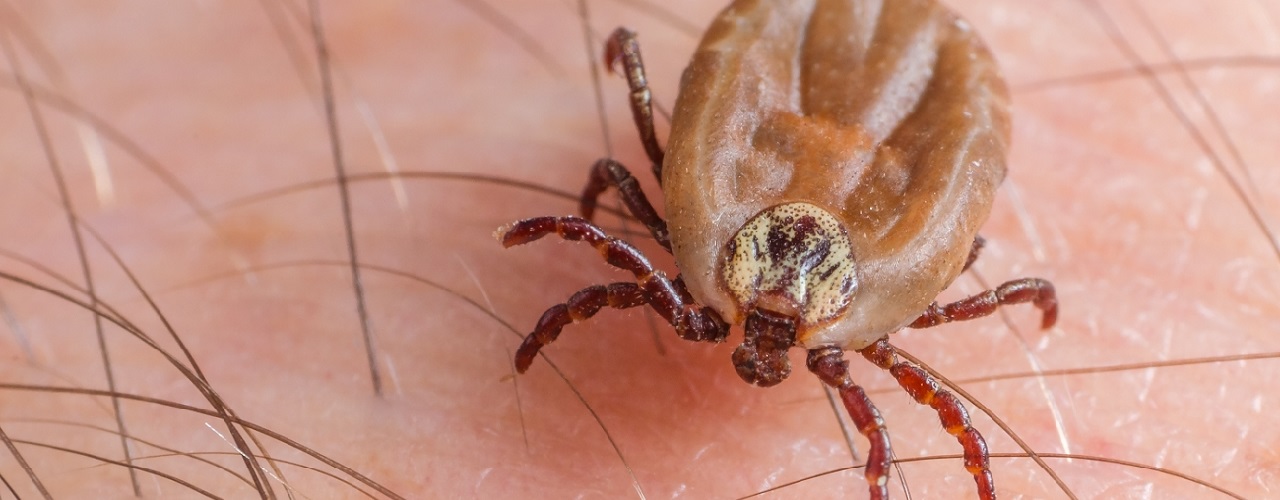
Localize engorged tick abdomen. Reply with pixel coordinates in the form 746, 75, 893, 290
663, 0, 1012, 349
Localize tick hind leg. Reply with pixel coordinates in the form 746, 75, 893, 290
501, 216, 729, 372
910, 277, 1058, 330
604, 28, 664, 178
858, 338, 996, 500
578, 29, 669, 249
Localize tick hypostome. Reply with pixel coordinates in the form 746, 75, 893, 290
498, 1, 1058, 498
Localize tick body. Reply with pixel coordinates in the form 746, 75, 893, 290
500, 0, 1058, 498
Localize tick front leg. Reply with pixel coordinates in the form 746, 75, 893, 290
513, 282, 645, 372
807, 347, 892, 500
500, 216, 729, 351
579, 158, 671, 251
910, 277, 1058, 329
605, 28, 664, 180
859, 338, 996, 500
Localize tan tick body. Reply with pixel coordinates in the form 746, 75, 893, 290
665, 0, 1010, 350
500, 1, 1057, 498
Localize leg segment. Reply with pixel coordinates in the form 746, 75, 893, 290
500, 216, 729, 352
858, 338, 995, 500
910, 278, 1058, 330
962, 235, 986, 272
807, 347, 891, 500
604, 28, 664, 180
579, 158, 670, 251
514, 282, 645, 372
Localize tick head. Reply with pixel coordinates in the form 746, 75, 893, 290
721, 202, 859, 386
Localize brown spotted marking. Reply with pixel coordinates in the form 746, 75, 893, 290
720, 202, 857, 340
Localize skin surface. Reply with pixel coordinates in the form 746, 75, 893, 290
0, 0, 1276, 499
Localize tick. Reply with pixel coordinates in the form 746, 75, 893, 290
498, 0, 1058, 498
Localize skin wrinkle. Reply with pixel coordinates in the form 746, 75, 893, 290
0, 0, 1274, 498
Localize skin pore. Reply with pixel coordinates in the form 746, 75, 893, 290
0, 0, 1276, 498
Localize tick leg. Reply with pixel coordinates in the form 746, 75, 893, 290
605, 28, 664, 180
580, 158, 671, 251
514, 282, 645, 372
859, 338, 996, 500
500, 216, 729, 350
962, 235, 986, 272
807, 347, 891, 500
511, 270, 705, 371
909, 277, 1058, 330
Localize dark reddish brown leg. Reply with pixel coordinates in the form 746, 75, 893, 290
511, 274, 705, 371
910, 278, 1058, 330
604, 28, 664, 180
501, 216, 729, 353
580, 158, 670, 251
807, 347, 891, 500
513, 282, 645, 372
670, 274, 696, 304
963, 235, 986, 272
859, 338, 996, 500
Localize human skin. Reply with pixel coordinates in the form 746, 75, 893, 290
0, 0, 1276, 498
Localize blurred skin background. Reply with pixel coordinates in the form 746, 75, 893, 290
0, 0, 1276, 498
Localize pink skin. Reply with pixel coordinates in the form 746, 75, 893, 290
0, 0, 1276, 498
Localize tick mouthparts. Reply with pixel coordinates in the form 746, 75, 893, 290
732, 308, 799, 387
